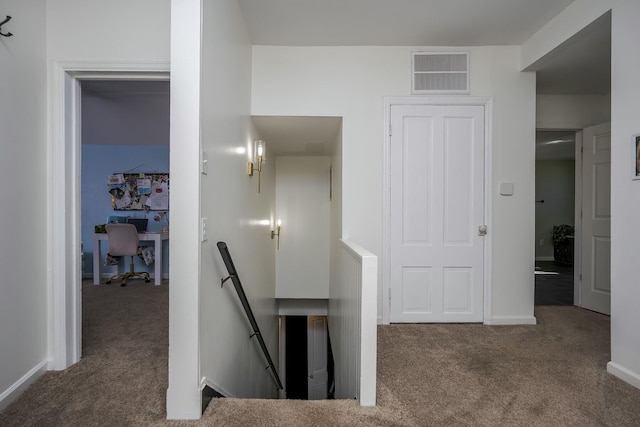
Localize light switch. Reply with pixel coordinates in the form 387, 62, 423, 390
201, 217, 208, 242
499, 182, 514, 196
201, 150, 208, 175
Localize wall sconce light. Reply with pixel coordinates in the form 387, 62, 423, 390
271, 219, 282, 249
247, 140, 266, 193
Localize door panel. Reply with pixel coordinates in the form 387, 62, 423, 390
307, 316, 328, 400
580, 122, 611, 315
390, 104, 485, 323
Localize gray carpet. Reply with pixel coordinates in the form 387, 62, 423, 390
1, 280, 640, 426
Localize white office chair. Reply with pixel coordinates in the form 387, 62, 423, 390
105, 223, 150, 286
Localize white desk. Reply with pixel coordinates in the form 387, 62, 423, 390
93, 232, 168, 286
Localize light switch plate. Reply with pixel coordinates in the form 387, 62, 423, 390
201, 217, 208, 242
499, 182, 514, 196
201, 150, 208, 175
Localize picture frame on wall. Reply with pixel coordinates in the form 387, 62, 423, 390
634, 133, 640, 180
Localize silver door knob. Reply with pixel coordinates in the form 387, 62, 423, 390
478, 225, 487, 236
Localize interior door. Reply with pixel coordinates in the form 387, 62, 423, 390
580, 122, 611, 315
390, 104, 485, 323
307, 316, 328, 399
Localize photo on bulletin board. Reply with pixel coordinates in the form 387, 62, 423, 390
107, 173, 169, 210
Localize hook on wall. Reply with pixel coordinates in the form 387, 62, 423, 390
0, 15, 13, 37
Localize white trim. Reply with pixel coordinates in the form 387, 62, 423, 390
200, 376, 237, 399
48, 61, 170, 371
382, 96, 493, 325
484, 316, 537, 326
607, 362, 640, 390
278, 316, 287, 399
277, 299, 329, 316
574, 130, 583, 306
0, 359, 48, 412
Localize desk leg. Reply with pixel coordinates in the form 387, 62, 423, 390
93, 235, 101, 285
154, 236, 162, 286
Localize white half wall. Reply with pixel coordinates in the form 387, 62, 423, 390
275, 157, 331, 299
252, 45, 536, 324
0, 0, 48, 411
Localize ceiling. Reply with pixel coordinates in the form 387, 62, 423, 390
81, 1, 611, 156
251, 116, 342, 156
237, 0, 575, 47
240, 0, 609, 156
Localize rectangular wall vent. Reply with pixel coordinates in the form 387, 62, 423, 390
412, 52, 469, 94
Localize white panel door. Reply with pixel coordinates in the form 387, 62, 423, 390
390, 105, 485, 323
307, 316, 328, 399
580, 122, 611, 315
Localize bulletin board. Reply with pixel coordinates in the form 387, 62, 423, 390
107, 172, 170, 211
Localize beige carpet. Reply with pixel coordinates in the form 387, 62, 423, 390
1, 280, 640, 426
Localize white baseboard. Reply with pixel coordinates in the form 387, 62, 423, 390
607, 361, 640, 390
535, 256, 554, 262
377, 315, 383, 325
0, 359, 48, 412
484, 315, 537, 325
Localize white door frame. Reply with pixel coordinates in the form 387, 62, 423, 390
382, 96, 493, 325
48, 61, 169, 370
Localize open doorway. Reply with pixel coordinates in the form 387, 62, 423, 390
50, 65, 169, 369
80, 78, 170, 356
534, 130, 576, 306
281, 315, 334, 400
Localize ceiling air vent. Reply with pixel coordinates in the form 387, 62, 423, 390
412, 52, 469, 94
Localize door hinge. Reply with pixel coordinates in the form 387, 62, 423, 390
389, 124, 392, 137
388, 288, 391, 301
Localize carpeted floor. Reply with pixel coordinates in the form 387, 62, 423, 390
1, 280, 640, 426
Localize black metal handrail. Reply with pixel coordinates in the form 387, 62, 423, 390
216, 241, 283, 390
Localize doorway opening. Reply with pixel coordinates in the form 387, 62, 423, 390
50, 64, 170, 370
80, 78, 170, 352
534, 130, 576, 306
281, 315, 334, 400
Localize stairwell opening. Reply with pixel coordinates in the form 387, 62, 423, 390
281, 315, 334, 400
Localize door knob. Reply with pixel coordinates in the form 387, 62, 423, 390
478, 225, 487, 236
309, 374, 314, 379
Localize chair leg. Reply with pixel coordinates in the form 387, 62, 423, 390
106, 256, 150, 286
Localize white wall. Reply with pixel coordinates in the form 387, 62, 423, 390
523, 0, 640, 390
537, 94, 610, 129
0, 0, 49, 411
609, 0, 640, 389
521, 0, 613, 71
275, 157, 331, 299
198, 0, 279, 404
535, 160, 575, 259
82, 91, 170, 146
46, 0, 170, 61
252, 46, 537, 324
